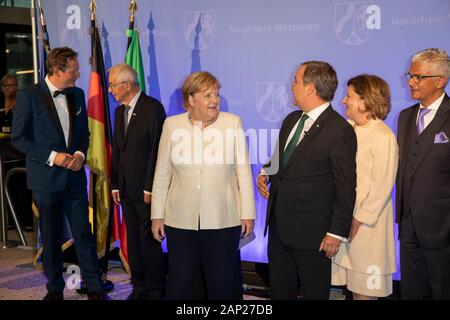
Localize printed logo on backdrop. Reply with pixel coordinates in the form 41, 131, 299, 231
58, 5, 87, 49
256, 83, 291, 123
335, 2, 381, 46
184, 11, 216, 50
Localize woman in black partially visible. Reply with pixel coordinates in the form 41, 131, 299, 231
1, 73, 33, 231
0, 74, 18, 133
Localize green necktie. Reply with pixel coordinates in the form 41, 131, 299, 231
283, 114, 309, 166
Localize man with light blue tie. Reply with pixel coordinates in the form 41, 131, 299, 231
396, 48, 450, 300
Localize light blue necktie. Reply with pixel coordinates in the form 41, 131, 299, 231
416, 108, 431, 135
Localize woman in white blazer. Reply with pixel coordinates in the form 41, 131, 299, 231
332, 74, 399, 299
151, 71, 256, 299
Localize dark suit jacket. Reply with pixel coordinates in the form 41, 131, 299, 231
11, 82, 89, 192
396, 94, 450, 249
111, 92, 166, 202
264, 106, 357, 250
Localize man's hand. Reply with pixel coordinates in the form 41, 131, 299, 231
151, 219, 165, 242
144, 193, 152, 204
257, 174, 270, 199
241, 219, 255, 238
67, 153, 84, 171
112, 191, 120, 205
319, 235, 341, 258
54, 152, 73, 168
348, 217, 362, 243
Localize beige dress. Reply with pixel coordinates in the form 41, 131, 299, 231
332, 119, 398, 297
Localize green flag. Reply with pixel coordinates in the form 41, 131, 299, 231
125, 28, 146, 93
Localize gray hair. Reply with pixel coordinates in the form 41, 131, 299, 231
108, 63, 139, 86
301, 61, 338, 102
412, 48, 450, 78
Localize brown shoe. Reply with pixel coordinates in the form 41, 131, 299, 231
43, 291, 64, 300
87, 291, 112, 300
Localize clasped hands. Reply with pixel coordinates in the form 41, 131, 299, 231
54, 152, 84, 171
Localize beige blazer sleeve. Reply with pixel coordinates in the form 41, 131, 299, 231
150, 119, 172, 220
234, 117, 256, 220
354, 129, 399, 226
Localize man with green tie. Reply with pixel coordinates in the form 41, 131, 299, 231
257, 61, 357, 300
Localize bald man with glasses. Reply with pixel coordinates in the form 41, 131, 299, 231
396, 48, 450, 300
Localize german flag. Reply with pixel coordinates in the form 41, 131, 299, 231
86, 18, 121, 262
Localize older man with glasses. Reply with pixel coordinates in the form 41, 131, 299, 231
396, 48, 450, 300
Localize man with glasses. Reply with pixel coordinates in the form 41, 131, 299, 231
109, 63, 166, 300
396, 48, 450, 299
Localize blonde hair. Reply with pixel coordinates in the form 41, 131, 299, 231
347, 74, 391, 120
182, 71, 221, 110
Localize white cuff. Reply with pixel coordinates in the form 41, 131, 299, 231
327, 232, 347, 243
47, 151, 57, 166
258, 168, 268, 177
144, 190, 152, 195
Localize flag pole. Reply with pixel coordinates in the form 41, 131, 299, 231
37, 0, 51, 54
88, 0, 114, 292
127, 0, 137, 49
31, 0, 39, 84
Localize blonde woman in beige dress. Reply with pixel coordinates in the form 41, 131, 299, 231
332, 74, 399, 300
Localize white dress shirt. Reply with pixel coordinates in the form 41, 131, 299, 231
45, 76, 84, 166
284, 102, 330, 149
124, 89, 141, 126
416, 92, 445, 129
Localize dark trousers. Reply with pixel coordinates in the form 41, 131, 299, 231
165, 225, 241, 300
268, 218, 331, 300
33, 182, 102, 293
121, 200, 166, 298
400, 212, 450, 300
193, 252, 244, 300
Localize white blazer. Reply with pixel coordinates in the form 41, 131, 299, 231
151, 112, 256, 230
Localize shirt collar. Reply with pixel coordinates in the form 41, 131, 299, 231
304, 102, 330, 121
45, 75, 62, 95
420, 92, 445, 111
127, 90, 142, 110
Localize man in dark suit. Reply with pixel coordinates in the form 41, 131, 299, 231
11, 47, 107, 300
257, 61, 357, 300
109, 63, 166, 300
396, 48, 450, 300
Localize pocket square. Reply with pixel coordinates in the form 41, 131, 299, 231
434, 131, 449, 144
76, 107, 81, 116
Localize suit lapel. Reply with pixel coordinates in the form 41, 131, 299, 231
414, 95, 450, 170
399, 104, 419, 173
66, 90, 76, 147
278, 111, 302, 167
39, 83, 66, 143
281, 106, 331, 171
123, 92, 144, 147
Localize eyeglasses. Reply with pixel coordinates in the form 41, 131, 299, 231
1, 83, 17, 88
404, 72, 442, 84
108, 81, 126, 89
